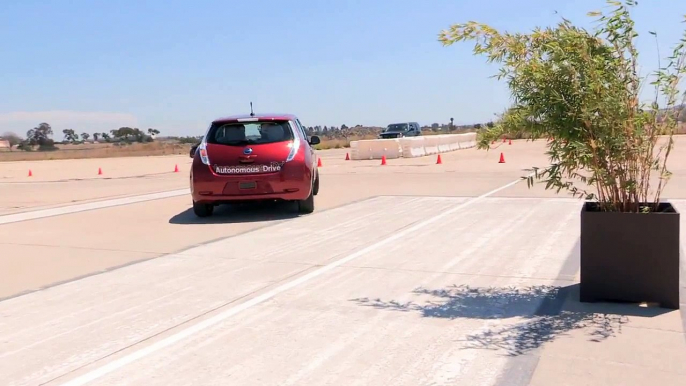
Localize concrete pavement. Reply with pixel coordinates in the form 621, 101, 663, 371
1, 139, 686, 385
0, 142, 557, 299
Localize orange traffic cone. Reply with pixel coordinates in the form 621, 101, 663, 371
503, 137, 507, 143
98, 167, 103, 175
174, 164, 179, 172
509, 139, 512, 145
498, 153, 505, 163
28, 169, 32, 177
345, 152, 350, 160
317, 158, 322, 167
380, 155, 387, 165
436, 154, 442, 164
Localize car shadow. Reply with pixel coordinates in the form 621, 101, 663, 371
168, 201, 301, 224
350, 282, 673, 357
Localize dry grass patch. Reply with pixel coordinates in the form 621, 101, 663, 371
0, 142, 192, 162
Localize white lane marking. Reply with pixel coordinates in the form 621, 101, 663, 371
58, 175, 531, 386
0, 189, 189, 225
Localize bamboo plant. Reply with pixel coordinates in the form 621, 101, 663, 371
439, 0, 686, 213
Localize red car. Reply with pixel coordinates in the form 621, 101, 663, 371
189, 112, 321, 217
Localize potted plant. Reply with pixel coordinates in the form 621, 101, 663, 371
439, 0, 686, 309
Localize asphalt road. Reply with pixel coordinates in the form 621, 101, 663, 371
1, 139, 685, 386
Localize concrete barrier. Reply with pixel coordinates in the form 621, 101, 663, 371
458, 134, 477, 149
423, 136, 440, 156
400, 137, 425, 158
350, 139, 402, 160
436, 135, 452, 153
350, 133, 477, 160
448, 135, 461, 151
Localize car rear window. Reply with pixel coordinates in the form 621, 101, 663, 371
386, 123, 408, 132
206, 120, 294, 146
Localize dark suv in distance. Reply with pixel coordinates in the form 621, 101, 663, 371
378, 122, 422, 139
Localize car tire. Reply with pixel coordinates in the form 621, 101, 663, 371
193, 201, 214, 217
298, 187, 315, 214
313, 170, 320, 196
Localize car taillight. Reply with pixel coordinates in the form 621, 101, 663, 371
285, 134, 301, 162
198, 142, 211, 165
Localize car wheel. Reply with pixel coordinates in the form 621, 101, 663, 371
297, 187, 315, 214
313, 170, 320, 196
193, 201, 214, 217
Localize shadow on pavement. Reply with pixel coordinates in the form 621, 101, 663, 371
168, 201, 301, 224
351, 283, 672, 356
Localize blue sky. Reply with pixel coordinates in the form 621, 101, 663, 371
1, 0, 684, 138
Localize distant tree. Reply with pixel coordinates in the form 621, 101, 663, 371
341, 124, 348, 130
26, 123, 56, 150
101, 133, 111, 142
17, 141, 32, 151
80, 132, 90, 141
678, 107, 686, 122
147, 128, 160, 137
93, 133, 100, 142
112, 127, 131, 140
27, 123, 53, 146
62, 129, 78, 143
486, 121, 495, 128
112, 127, 149, 142
0, 131, 22, 150
176, 136, 201, 144
132, 128, 153, 142
39, 139, 57, 151
474, 123, 482, 129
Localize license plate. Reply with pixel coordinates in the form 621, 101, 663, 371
239, 181, 257, 190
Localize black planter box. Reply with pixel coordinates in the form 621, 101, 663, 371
580, 201, 680, 309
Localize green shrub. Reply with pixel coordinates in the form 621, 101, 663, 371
440, 0, 686, 212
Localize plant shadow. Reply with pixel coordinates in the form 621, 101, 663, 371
351, 283, 672, 357
168, 200, 301, 225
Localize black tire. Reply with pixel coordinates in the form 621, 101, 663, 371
193, 201, 214, 217
297, 188, 315, 214
313, 170, 320, 196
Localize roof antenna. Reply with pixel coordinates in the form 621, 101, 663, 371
249, 102, 255, 117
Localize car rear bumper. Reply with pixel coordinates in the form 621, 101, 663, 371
192, 189, 309, 204
191, 164, 312, 203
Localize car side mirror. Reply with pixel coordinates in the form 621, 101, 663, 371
309, 136, 321, 145
190, 144, 198, 158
